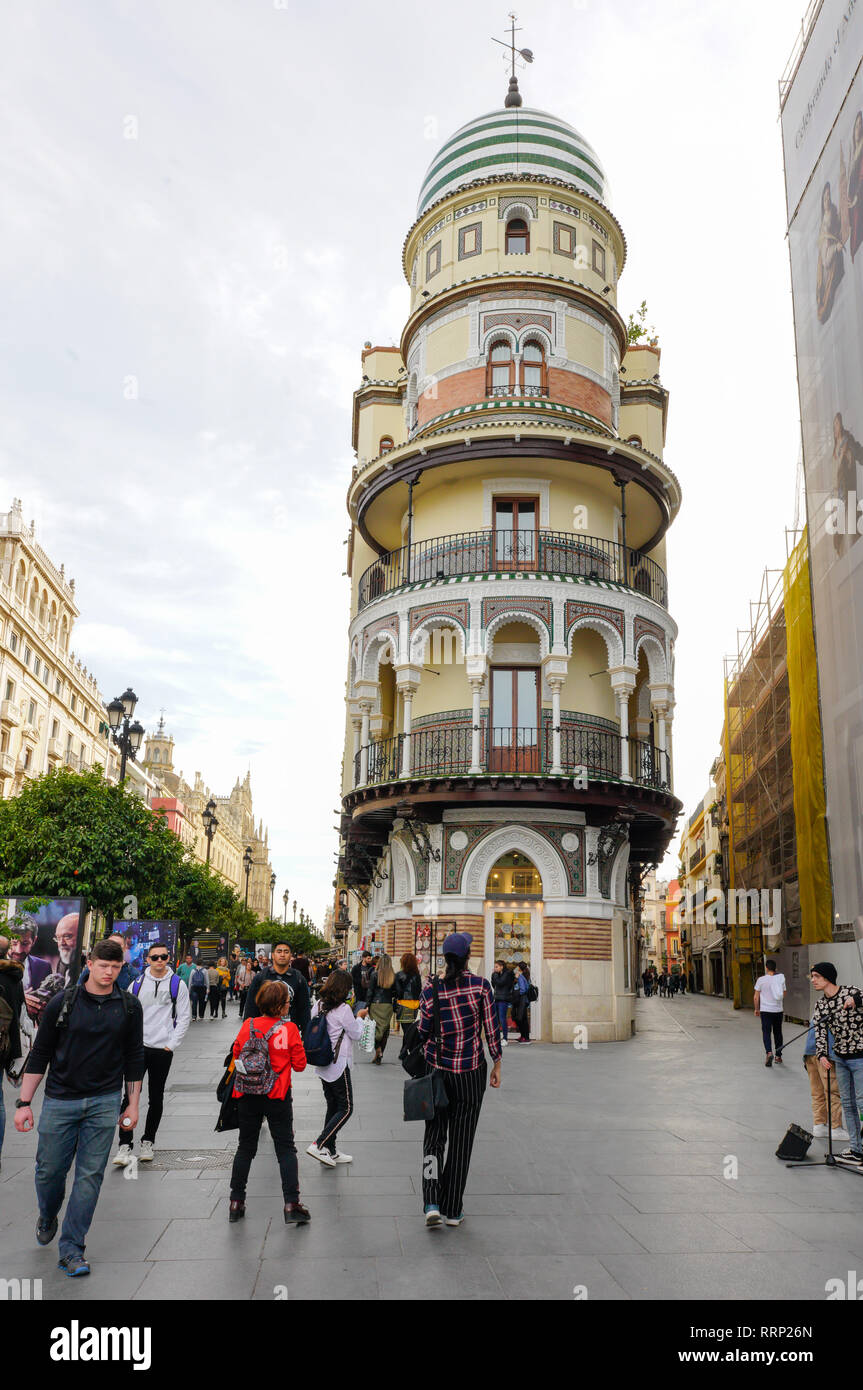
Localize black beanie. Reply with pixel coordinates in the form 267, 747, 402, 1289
811, 960, 838, 984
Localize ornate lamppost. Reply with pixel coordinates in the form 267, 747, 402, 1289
283, 889, 289, 925
202, 798, 218, 865
105, 687, 145, 783
243, 845, 253, 909
269, 871, 276, 918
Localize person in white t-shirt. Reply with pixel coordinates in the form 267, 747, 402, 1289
754, 960, 786, 1068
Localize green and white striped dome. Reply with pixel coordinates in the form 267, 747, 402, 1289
417, 107, 608, 217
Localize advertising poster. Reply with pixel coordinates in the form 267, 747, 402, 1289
112, 921, 180, 974
255, 942, 272, 962
784, 38, 863, 927
6, 896, 87, 1026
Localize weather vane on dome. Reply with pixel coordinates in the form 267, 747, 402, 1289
492, 12, 533, 109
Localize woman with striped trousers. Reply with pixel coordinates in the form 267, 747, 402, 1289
416, 932, 502, 1228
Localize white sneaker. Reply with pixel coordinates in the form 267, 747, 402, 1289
445, 1213, 465, 1226
139, 1140, 155, 1162
112, 1147, 133, 1168
812, 1124, 829, 1137
333, 1151, 353, 1164
500, 1038, 508, 1046
306, 1143, 336, 1168
832, 1128, 850, 1141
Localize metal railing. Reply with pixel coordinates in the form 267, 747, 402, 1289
358, 528, 667, 610
353, 725, 671, 791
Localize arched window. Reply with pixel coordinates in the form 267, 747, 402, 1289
521, 340, 546, 397
487, 340, 515, 396
29, 579, 38, 614
379, 436, 394, 455
505, 217, 529, 254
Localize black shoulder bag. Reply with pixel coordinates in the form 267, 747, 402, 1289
403, 979, 449, 1122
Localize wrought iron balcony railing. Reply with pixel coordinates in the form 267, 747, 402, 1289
352, 725, 670, 792
358, 528, 668, 611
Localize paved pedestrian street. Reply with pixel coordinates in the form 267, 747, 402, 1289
3, 992, 863, 1302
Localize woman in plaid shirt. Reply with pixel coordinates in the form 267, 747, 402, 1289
416, 931, 501, 1228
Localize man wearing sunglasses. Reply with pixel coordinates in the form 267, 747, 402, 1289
112, 942, 190, 1167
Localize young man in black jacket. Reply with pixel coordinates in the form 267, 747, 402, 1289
490, 960, 515, 1046
351, 952, 374, 1013
14, 938, 145, 1277
243, 942, 311, 1034
0, 933, 26, 1170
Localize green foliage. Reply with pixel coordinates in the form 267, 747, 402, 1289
0, 768, 269, 944
626, 299, 658, 347
250, 919, 330, 955
0, 767, 182, 915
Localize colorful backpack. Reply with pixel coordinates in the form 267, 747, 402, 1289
233, 1018, 283, 1096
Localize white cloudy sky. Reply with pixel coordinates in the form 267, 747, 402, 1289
1, 0, 804, 919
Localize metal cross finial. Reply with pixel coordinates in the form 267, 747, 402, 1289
492, 12, 533, 104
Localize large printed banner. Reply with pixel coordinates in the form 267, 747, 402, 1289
783, 0, 863, 219
114, 920, 180, 975
5, 897, 87, 1024
784, 34, 863, 923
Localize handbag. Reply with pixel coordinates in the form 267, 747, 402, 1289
215, 1090, 240, 1133
403, 978, 449, 1122
216, 1050, 235, 1103
404, 1068, 448, 1121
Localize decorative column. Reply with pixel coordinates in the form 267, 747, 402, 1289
609, 665, 638, 783
359, 703, 372, 785
466, 656, 487, 774
395, 664, 423, 778
541, 652, 569, 776
650, 684, 674, 784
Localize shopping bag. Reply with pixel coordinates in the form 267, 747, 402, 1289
359, 1015, 376, 1053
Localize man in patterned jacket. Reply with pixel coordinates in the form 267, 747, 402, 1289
812, 961, 863, 1164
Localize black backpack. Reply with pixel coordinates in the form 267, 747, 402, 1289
527, 982, 539, 1003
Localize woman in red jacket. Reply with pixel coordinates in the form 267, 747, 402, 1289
228, 979, 309, 1224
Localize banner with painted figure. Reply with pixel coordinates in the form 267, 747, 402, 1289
784, 18, 863, 929
113, 921, 180, 976
5, 897, 88, 1026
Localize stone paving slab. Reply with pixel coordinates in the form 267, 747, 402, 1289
3, 993, 863, 1300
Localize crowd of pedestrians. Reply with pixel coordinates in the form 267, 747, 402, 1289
642, 968, 686, 998
7, 923, 863, 1279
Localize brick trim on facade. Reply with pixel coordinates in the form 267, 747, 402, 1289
543, 917, 612, 960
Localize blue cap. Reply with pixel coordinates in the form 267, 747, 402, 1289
442, 931, 472, 958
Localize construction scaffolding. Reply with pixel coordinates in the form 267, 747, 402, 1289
723, 533, 802, 1007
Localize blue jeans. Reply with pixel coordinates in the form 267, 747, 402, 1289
35, 1091, 123, 1259
834, 1056, 863, 1153
495, 1000, 509, 1041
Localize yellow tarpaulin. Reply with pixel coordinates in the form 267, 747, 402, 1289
783, 529, 833, 943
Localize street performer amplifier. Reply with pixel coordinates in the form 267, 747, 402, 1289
775, 1123, 813, 1160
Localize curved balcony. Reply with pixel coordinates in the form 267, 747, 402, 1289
358, 528, 667, 611
352, 725, 670, 791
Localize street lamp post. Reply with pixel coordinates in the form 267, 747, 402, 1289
283, 890, 289, 925
202, 798, 218, 865
292, 899, 297, 924
270, 872, 276, 919
243, 845, 253, 909
106, 687, 145, 783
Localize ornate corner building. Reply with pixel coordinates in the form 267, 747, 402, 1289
338, 87, 682, 1040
